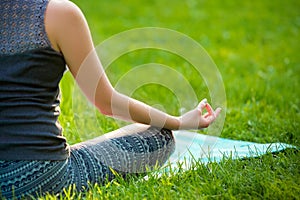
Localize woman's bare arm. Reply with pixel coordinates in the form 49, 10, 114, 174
45, 0, 221, 130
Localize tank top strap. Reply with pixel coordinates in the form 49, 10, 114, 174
0, 0, 51, 55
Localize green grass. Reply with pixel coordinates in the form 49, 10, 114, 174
53, 0, 300, 199
56, 149, 299, 200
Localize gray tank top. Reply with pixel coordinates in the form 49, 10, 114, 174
0, 0, 70, 160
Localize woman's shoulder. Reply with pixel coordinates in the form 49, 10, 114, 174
45, 0, 87, 52
47, 0, 83, 19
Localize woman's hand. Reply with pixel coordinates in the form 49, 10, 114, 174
177, 99, 221, 130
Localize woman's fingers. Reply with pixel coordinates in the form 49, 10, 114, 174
205, 103, 214, 116
214, 107, 222, 118
197, 98, 208, 113
191, 98, 222, 129
198, 100, 215, 117
202, 102, 222, 126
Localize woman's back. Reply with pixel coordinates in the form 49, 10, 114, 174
0, 0, 69, 161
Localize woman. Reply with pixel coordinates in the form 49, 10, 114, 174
0, 0, 221, 199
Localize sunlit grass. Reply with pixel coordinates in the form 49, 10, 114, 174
53, 0, 300, 199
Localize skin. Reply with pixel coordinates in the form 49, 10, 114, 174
44, 0, 221, 131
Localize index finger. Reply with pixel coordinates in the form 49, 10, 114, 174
205, 103, 214, 115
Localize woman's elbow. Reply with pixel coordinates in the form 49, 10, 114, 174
96, 100, 113, 116
95, 89, 123, 117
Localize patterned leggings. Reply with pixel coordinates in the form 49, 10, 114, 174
0, 125, 175, 199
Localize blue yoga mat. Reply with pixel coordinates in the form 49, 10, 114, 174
161, 130, 296, 172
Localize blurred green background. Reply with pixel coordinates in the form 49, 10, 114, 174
56, 0, 300, 199
61, 0, 299, 145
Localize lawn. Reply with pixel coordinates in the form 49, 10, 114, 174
49, 0, 299, 199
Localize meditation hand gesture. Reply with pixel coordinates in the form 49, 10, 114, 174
178, 99, 222, 130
